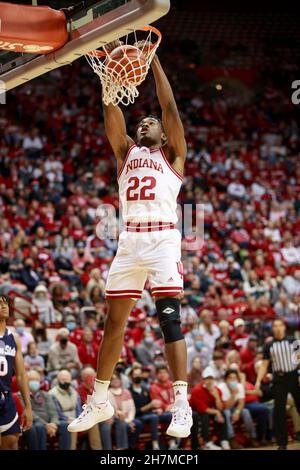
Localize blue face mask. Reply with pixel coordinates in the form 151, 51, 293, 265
66, 322, 77, 331
195, 340, 204, 350
191, 329, 200, 337
29, 381, 40, 392
16, 326, 24, 335
228, 380, 238, 389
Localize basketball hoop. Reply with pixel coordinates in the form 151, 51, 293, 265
85, 25, 161, 106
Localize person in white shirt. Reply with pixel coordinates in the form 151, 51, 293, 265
227, 182, 246, 198
199, 309, 220, 354
32, 284, 56, 325
219, 369, 258, 449
281, 243, 300, 265
14, 318, 34, 355
282, 271, 300, 296
187, 332, 211, 372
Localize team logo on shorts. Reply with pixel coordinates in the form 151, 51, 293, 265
162, 307, 175, 314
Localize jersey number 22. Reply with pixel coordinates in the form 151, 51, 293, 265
126, 176, 156, 201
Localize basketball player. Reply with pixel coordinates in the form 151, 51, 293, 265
0, 295, 33, 449
69, 51, 192, 437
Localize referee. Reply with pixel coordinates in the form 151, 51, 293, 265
255, 318, 300, 450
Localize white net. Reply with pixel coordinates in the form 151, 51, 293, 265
85, 26, 161, 106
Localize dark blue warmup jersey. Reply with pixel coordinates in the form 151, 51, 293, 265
0, 328, 20, 435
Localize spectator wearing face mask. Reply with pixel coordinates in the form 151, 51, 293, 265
187, 331, 211, 372
225, 350, 246, 387
24, 341, 45, 370
32, 284, 56, 325
50, 369, 102, 450
68, 314, 84, 346
65, 314, 79, 334
48, 328, 82, 378
135, 332, 162, 366
77, 327, 99, 370
20, 257, 42, 292
190, 367, 230, 450
219, 369, 259, 449
115, 358, 131, 389
129, 367, 161, 450
23, 369, 69, 450
14, 318, 34, 355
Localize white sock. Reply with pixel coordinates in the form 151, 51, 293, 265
173, 381, 188, 405
92, 379, 110, 403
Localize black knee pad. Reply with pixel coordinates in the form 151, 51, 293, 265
155, 297, 184, 344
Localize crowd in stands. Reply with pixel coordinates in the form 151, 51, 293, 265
0, 33, 300, 449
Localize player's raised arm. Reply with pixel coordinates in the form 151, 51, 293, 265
103, 104, 134, 162
13, 333, 33, 431
151, 55, 186, 167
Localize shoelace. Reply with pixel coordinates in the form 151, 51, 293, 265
170, 406, 190, 425
77, 395, 98, 421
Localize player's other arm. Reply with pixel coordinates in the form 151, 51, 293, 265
13, 333, 33, 431
151, 55, 186, 172
103, 104, 134, 162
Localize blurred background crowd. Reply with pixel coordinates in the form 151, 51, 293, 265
0, 1, 300, 450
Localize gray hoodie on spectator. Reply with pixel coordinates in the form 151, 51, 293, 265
30, 391, 60, 425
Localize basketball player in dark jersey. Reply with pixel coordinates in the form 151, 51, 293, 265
0, 295, 32, 450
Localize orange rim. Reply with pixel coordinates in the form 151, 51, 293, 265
87, 25, 162, 58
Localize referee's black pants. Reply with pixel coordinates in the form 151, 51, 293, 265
273, 371, 300, 446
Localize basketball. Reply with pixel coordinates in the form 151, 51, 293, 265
105, 45, 147, 85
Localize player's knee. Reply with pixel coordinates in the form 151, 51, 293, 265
155, 297, 183, 344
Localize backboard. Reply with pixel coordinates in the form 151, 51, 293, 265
0, 0, 170, 91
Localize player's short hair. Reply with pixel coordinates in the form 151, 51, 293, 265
136, 115, 163, 130
135, 115, 167, 145
0, 294, 10, 304
0, 294, 12, 315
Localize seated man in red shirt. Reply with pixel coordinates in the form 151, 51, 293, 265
244, 380, 269, 443
149, 365, 179, 450
77, 366, 96, 405
240, 336, 258, 383
190, 367, 229, 450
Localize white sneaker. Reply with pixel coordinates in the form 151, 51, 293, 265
166, 403, 193, 438
221, 440, 230, 450
204, 441, 222, 450
67, 396, 114, 432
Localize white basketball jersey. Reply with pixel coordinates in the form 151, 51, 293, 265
118, 144, 183, 223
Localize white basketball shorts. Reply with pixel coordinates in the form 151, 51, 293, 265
105, 226, 183, 300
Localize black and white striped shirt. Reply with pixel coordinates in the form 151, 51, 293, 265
263, 336, 299, 373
